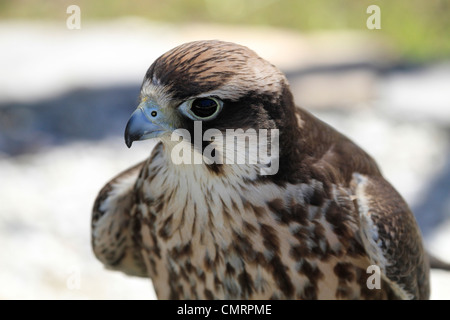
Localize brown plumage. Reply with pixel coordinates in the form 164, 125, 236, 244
91, 40, 430, 299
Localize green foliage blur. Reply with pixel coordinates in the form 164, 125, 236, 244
1, 0, 449, 62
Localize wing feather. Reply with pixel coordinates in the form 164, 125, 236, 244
91, 161, 148, 277
352, 173, 430, 299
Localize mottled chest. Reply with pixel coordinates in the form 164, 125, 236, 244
132, 163, 388, 299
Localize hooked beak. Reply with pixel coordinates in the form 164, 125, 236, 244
124, 103, 167, 148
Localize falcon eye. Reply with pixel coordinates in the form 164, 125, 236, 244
189, 97, 222, 119
178, 97, 223, 121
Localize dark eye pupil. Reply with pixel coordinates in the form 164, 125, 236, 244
191, 98, 218, 118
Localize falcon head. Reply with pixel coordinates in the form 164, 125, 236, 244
125, 40, 300, 178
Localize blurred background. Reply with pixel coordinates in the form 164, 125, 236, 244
0, 0, 449, 299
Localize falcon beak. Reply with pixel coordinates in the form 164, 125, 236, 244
124, 101, 168, 148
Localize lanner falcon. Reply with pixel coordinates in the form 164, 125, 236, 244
92, 40, 430, 299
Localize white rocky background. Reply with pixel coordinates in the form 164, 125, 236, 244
0, 20, 449, 299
